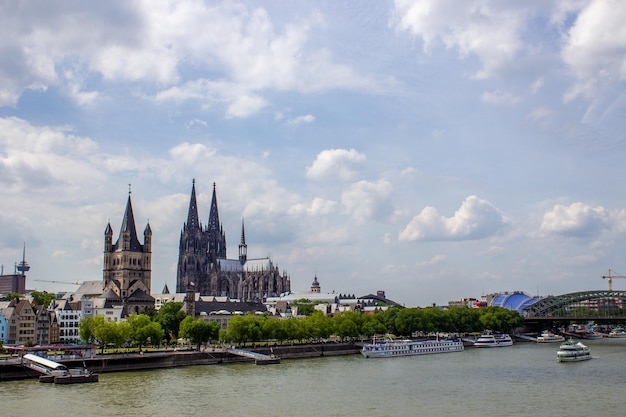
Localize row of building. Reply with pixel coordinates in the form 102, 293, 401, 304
1, 180, 397, 346
0, 278, 396, 345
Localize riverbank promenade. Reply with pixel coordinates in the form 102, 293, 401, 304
0, 342, 359, 381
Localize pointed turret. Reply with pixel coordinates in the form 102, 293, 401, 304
104, 222, 113, 252
239, 217, 247, 265
186, 179, 200, 230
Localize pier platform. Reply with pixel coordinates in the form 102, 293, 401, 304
227, 348, 280, 365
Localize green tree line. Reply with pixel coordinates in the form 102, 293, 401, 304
78, 304, 522, 350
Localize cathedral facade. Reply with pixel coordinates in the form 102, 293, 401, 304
176, 180, 291, 302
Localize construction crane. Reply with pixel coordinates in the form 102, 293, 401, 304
601, 269, 626, 291
34, 279, 82, 286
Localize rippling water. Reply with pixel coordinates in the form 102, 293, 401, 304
3, 338, 626, 417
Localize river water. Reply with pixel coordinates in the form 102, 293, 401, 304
2, 338, 626, 417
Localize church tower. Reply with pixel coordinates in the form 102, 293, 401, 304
103, 188, 153, 314
207, 182, 227, 263
311, 275, 321, 293
176, 179, 209, 293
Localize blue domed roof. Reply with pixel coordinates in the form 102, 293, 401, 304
491, 292, 542, 313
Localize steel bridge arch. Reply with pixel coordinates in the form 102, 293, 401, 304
523, 290, 626, 317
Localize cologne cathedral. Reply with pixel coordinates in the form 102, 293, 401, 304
176, 180, 291, 301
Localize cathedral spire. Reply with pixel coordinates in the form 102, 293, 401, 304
186, 179, 200, 229
208, 181, 220, 233
206, 182, 226, 259
239, 217, 247, 264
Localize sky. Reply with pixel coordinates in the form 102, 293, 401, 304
1, 0, 626, 307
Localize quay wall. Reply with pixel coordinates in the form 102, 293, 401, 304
0, 342, 359, 381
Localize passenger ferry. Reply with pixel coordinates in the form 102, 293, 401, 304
360, 336, 464, 358
557, 339, 591, 362
473, 333, 513, 348
536, 330, 565, 343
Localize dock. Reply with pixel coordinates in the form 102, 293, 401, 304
22, 353, 98, 384
226, 348, 281, 365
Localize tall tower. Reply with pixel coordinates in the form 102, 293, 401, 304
207, 182, 227, 262
16, 243, 30, 276
176, 179, 209, 293
103, 187, 152, 304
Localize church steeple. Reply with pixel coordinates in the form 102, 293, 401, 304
239, 217, 247, 265
207, 182, 226, 260
207, 182, 220, 233
115, 188, 142, 251
186, 179, 200, 230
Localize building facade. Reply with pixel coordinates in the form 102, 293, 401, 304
176, 181, 290, 302
103, 191, 154, 315
4, 299, 36, 345
0, 274, 26, 295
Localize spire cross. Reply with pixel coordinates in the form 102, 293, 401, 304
128, 183, 132, 195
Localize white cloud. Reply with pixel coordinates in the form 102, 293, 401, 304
399, 195, 506, 241
286, 114, 315, 126
226, 94, 267, 118
0, 1, 378, 115
341, 180, 393, 224
306, 148, 366, 181
562, 0, 626, 100
392, 0, 532, 78
169, 142, 217, 165
541, 202, 610, 237
416, 254, 446, 267
288, 198, 337, 217
481, 90, 520, 105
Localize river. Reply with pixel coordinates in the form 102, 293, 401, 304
2, 338, 626, 417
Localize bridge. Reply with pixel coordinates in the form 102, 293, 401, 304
226, 348, 280, 365
521, 290, 626, 323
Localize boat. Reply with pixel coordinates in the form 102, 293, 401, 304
39, 368, 99, 384
22, 353, 99, 384
536, 330, 565, 343
557, 339, 591, 362
360, 336, 464, 358
608, 328, 626, 338
580, 331, 603, 340
473, 333, 513, 348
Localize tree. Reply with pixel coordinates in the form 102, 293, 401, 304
305, 311, 331, 341
154, 301, 186, 342
79, 315, 126, 352
180, 316, 219, 350
332, 312, 360, 341
478, 307, 523, 332
127, 313, 164, 348
291, 298, 316, 316
79, 316, 99, 344
3, 292, 22, 302
30, 290, 55, 308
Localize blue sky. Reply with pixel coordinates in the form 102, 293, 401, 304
1, 0, 626, 306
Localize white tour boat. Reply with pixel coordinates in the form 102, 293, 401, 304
557, 339, 591, 362
536, 330, 565, 343
360, 336, 464, 358
608, 328, 626, 338
473, 333, 513, 348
